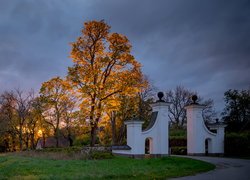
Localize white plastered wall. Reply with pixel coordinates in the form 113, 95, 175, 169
185, 104, 225, 155
112, 102, 171, 156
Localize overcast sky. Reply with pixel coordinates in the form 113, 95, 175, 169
0, 0, 249, 114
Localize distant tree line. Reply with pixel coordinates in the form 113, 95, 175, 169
0, 84, 219, 152
1, 85, 248, 152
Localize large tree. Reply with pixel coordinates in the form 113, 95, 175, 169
222, 89, 250, 132
15, 89, 34, 151
40, 77, 76, 147
0, 89, 36, 151
27, 96, 45, 149
67, 20, 146, 146
0, 91, 18, 151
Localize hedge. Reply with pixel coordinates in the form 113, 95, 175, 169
169, 137, 187, 147
170, 146, 187, 155
224, 132, 250, 157
169, 137, 187, 155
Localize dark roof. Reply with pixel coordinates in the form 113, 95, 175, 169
111, 145, 131, 150
143, 111, 158, 132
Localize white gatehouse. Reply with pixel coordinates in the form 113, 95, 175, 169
185, 95, 227, 155
112, 93, 226, 157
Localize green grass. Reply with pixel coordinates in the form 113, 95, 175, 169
0, 153, 215, 179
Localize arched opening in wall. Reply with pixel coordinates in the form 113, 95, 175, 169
145, 138, 153, 154
205, 138, 212, 155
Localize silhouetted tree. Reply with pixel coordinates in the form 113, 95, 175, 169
0, 89, 37, 151
222, 89, 250, 132
165, 86, 216, 128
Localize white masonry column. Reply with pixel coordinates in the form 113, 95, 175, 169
125, 119, 144, 155
216, 126, 226, 153
207, 122, 227, 154
185, 95, 206, 155
150, 101, 171, 155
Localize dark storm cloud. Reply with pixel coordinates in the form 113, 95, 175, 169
99, 0, 250, 112
89, 0, 250, 87
0, 0, 249, 113
0, 0, 76, 92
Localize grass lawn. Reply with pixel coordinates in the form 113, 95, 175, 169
0, 153, 215, 179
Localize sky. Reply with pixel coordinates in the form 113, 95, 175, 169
0, 0, 249, 114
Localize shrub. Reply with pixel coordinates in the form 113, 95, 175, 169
90, 151, 113, 160
169, 137, 187, 147
0, 145, 7, 153
0, 139, 9, 152
170, 147, 187, 155
169, 137, 187, 155
73, 134, 90, 146
225, 132, 250, 157
36, 147, 82, 155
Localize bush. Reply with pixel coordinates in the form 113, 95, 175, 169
169, 137, 187, 147
170, 147, 187, 155
73, 134, 90, 146
169, 137, 187, 155
0, 139, 9, 152
36, 147, 82, 154
225, 132, 250, 157
0, 145, 7, 153
90, 151, 113, 160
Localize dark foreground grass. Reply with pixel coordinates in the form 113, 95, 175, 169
0, 153, 215, 179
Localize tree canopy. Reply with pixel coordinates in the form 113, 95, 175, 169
67, 20, 148, 146
222, 89, 250, 132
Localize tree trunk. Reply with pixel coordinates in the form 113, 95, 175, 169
117, 124, 126, 145
42, 132, 46, 147
12, 135, 16, 152
55, 128, 59, 148
31, 132, 35, 149
56, 137, 59, 147
55, 104, 60, 148
25, 133, 29, 149
111, 111, 117, 145
68, 134, 73, 147
65, 117, 73, 147
19, 124, 23, 151
67, 127, 73, 147
90, 123, 98, 147
89, 97, 97, 146
3, 139, 9, 152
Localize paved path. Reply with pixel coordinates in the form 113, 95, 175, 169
171, 156, 250, 180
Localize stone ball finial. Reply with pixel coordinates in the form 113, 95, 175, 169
215, 118, 219, 123
157, 92, 165, 102
191, 95, 198, 104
